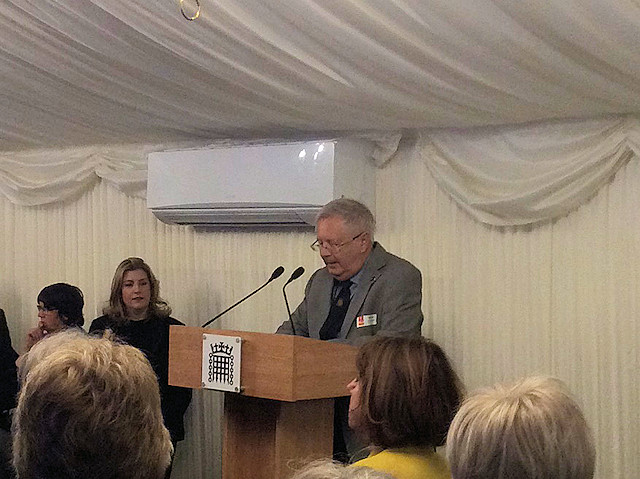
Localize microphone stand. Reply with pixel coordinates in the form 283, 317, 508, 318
282, 266, 305, 336
202, 266, 284, 328
283, 283, 295, 336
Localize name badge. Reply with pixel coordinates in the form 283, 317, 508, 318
356, 314, 377, 328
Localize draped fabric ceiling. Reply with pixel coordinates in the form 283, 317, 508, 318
1, 0, 640, 224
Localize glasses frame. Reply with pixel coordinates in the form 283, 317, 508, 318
310, 231, 365, 253
37, 305, 57, 313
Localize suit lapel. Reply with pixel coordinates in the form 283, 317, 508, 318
339, 243, 387, 338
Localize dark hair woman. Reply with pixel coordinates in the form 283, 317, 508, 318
24, 282, 84, 352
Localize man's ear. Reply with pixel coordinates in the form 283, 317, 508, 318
359, 232, 371, 253
60, 315, 70, 326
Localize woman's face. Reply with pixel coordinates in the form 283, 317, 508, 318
121, 269, 151, 318
37, 302, 65, 334
347, 377, 363, 430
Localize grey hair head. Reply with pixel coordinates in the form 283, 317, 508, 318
316, 198, 375, 239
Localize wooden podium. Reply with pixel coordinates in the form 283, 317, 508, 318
168, 326, 358, 479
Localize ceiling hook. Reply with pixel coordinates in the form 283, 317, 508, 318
180, 0, 201, 21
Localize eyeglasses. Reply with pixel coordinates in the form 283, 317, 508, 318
37, 305, 57, 313
310, 231, 365, 253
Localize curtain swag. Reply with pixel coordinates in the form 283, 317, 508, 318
416, 116, 640, 226
1, 116, 638, 226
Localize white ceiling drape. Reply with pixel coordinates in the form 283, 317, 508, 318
2, 116, 637, 227
3, 1, 640, 224
0, 134, 403, 206
0, 145, 152, 205
2, 0, 640, 151
418, 116, 640, 225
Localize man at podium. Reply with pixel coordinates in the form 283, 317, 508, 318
277, 198, 423, 346
277, 198, 424, 460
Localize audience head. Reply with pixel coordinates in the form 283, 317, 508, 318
13, 329, 172, 479
290, 459, 394, 479
36, 283, 84, 329
314, 198, 375, 281
348, 336, 463, 450
446, 376, 595, 479
104, 257, 170, 320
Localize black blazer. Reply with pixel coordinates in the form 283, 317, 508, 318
0, 309, 19, 417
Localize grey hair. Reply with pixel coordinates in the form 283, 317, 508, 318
289, 459, 395, 479
446, 376, 595, 479
316, 198, 375, 238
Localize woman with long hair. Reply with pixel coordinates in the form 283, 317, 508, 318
89, 257, 191, 478
348, 336, 463, 479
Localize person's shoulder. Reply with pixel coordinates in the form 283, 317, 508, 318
304, 265, 332, 286
166, 316, 185, 326
309, 264, 329, 278
89, 315, 110, 332
352, 449, 392, 470
353, 448, 449, 479
372, 243, 421, 274
151, 314, 185, 327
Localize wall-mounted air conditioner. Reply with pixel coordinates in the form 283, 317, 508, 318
147, 139, 376, 228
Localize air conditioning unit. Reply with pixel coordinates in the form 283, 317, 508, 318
147, 139, 376, 228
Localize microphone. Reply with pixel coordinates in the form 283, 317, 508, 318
282, 266, 305, 335
202, 266, 285, 328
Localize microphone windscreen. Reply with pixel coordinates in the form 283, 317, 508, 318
269, 266, 285, 281
290, 266, 305, 281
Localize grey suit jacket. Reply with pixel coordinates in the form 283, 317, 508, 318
277, 243, 424, 345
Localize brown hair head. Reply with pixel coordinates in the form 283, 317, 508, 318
103, 257, 171, 321
356, 336, 463, 449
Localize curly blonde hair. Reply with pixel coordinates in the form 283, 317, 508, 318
13, 330, 172, 479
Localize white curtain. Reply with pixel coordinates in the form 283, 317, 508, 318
377, 146, 639, 479
2, 116, 639, 229
1, 152, 638, 478
0, 181, 322, 479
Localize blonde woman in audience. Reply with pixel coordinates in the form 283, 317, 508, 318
348, 336, 463, 479
13, 329, 172, 479
446, 376, 595, 479
291, 459, 395, 479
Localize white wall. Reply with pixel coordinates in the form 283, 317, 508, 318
1, 153, 638, 478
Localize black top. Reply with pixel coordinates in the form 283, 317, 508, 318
89, 314, 192, 442
0, 309, 19, 430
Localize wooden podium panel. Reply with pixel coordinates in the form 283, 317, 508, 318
169, 326, 357, 401
168, 326, 358, 479
222, 395, 334, 479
